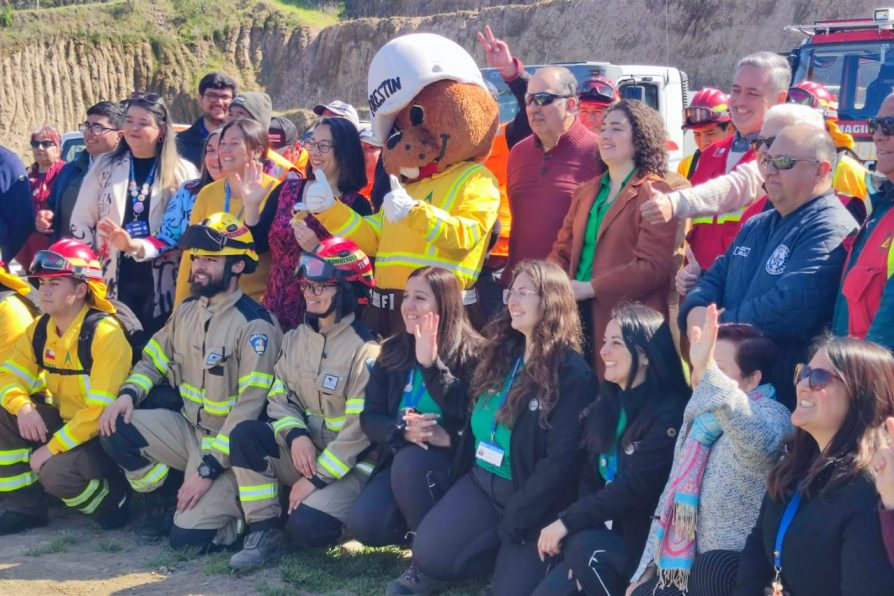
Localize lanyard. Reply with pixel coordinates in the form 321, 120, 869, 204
402, 369, 426, 410
223, 180, 246, 219
490, 358, 523, 442
129, 156, 157, 208
772, 491, 802, 582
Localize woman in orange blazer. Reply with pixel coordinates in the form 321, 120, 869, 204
549, 100, 682, 377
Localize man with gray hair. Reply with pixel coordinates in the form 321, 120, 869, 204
681, 123, 857, 407
656, 52, 791, 273
502, 65, 601, 285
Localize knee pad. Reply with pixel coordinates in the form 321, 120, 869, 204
169, 524, 218, 549
229, 420, 278, 470
285, 504, 342, 549
99, 419, 151, 471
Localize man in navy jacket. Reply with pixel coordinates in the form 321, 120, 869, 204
680, 125, 857, 408
0, 145, 34, 262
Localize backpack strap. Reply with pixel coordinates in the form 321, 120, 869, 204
31, 310, 110, 376
31, 314, 51, 371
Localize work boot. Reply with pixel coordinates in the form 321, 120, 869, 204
385, 563, 443, 596
97, 492, 130, 530
0, 510, 48, 535
228, 527, 286, 571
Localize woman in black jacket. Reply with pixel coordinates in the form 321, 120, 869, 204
403, 259, 596, 596
533, 303, 688, 596
728, 312, 894, 595
347, 267, 482, 565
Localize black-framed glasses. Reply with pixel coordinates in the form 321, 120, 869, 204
869, 116, 894, 136
524, 92, 573, 107
305, 139, 334, 154
794, 363, 842, 391
202, 90, 233, 102
30, 140, 56, 150
760, 155, 820, 171
298, 280, 336, 296
79, 122, 119, 136
750, 136, 777, 152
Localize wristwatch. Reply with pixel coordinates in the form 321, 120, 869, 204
197, 460, 215, 479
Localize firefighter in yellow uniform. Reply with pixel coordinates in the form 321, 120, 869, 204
0, 240, 132, 535
99, 213, 282, 550
228, 237, 380, 570
0, 260, 39, 354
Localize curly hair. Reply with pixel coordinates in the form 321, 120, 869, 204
604, 99, 668, 177
470, 260, 583, 428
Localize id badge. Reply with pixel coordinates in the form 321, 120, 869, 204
125, 219, 150, 238
475, 441, 505, 467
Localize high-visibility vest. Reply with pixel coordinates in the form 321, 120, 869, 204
840, 204, 894, 339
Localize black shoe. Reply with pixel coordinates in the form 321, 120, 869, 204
229, 527, 285, 571
97, 492, 130, 530
385, 563, 443, 596
132, 490, 175, 538
0, 510, 48, 535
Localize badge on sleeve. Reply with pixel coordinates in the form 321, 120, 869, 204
249, 333, 268, 356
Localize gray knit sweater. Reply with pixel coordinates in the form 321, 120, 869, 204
631, 362, 793, 581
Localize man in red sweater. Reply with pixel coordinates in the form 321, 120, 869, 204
501, 66, 602, 286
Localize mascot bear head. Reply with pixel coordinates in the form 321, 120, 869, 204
367, 33, 499, 181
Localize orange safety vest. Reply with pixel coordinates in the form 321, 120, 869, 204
686, 135, 753, 270
483, 125, 511, 262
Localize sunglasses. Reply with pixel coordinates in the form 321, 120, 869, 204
869, 116, 894, 136
684, 106, 724, 125
30, 140, 56, 149
794, 363, 842, 391
525, 92, 573, 107
750, 136, 776, 152
760, 155, 820, 171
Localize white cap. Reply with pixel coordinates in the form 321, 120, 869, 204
367, 33, 486, 145
313, 100, 360, 128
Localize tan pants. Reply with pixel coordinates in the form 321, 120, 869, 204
123, 409, 241, 536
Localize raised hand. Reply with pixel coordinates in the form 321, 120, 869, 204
689, 303, 719, 384
232, 159, 273, 209
292, 220, 321, 253
414, 312, 439, 367
476, 26, 515, 78
640, 182, 675, 225
97, 217, 137, 254
304, 170, 336, 214
383, 175, 417, 223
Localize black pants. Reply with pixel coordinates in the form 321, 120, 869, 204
413, 466, 549, 594
533, 528, 629, 596
631, 550, 741, 596
347, 444, 451, 546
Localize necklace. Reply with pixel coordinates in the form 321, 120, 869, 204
129, 156, 157, 217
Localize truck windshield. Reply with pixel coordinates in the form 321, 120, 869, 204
794, 42, 894, 119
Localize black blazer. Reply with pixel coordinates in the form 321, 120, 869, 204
454, 349, 597, 544
360, 353, 475, 473
733, 472, 894, 596
559, 383, 684, 573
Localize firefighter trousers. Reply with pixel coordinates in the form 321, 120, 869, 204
100, 408, 241, 545
229, 419, 372, 547
0, 402, 125, 519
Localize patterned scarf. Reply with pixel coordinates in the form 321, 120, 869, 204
654, 384, 775, 592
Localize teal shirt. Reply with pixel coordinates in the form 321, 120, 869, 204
398, 368, 443, 416
471, 390, 513, 479
576, 168, 636, 282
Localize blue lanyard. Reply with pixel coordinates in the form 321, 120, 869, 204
490, 358, 523, 441
224, 180, 231, 213
773, 491, 802, 573
402, 369, 426, 410
129, 156, 157, 205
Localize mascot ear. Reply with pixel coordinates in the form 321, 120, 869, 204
410, 105, 425, 126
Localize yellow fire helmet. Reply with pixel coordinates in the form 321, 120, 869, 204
180, 212, 259, 274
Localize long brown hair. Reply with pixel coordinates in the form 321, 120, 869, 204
112, 95, 182, 199
768, 336, 894, 500
471, 260, 583, 427
378, 266, 482, 371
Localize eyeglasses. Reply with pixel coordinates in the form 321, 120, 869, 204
503, 288, 540, 304
203, 91, 233, 102
524, 92, 573, 107
684, 106, 724, 125
79, 122, 119, 136
869, 116, 894, 136
298, 280, 335, 295
750, 136, 777, 152
794, 363, 842, 391
305, 139, 334, 154
760, 155, 820, 171
30, 140, 56, 149
786, 87, 820, 109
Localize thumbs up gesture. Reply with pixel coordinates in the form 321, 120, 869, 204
640, 182, 675, 225
675, 246, 702, 297
383, 175, 418, 223
305, 170, 336, 214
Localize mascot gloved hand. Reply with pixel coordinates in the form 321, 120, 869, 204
305, 170, 336, 213
383, 175, 418, 222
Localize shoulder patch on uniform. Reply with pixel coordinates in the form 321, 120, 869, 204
249, 333, 268, 355
234, 294, 274, 324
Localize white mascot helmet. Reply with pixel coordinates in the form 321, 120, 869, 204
367, 33, 487, 146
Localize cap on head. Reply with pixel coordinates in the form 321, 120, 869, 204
230, 92, 273, 130
313, 100, 361, 129
268, 116, 299, 149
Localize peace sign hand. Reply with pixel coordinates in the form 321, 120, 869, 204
476, 26, 515, 78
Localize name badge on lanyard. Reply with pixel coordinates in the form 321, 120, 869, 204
125, 220, 150, 238
475, 358, 522, 469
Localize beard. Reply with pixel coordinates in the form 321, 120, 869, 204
190, 271, 229, 298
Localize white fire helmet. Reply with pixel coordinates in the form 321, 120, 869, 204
367, 33, 487, 146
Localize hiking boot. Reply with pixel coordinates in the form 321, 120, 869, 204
97, 492, 130, 530
385, 563, 443, 596
228, 527, 285, 571
0, 510, 48, 535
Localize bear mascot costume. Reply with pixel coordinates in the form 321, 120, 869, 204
309, 33, 500, 336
